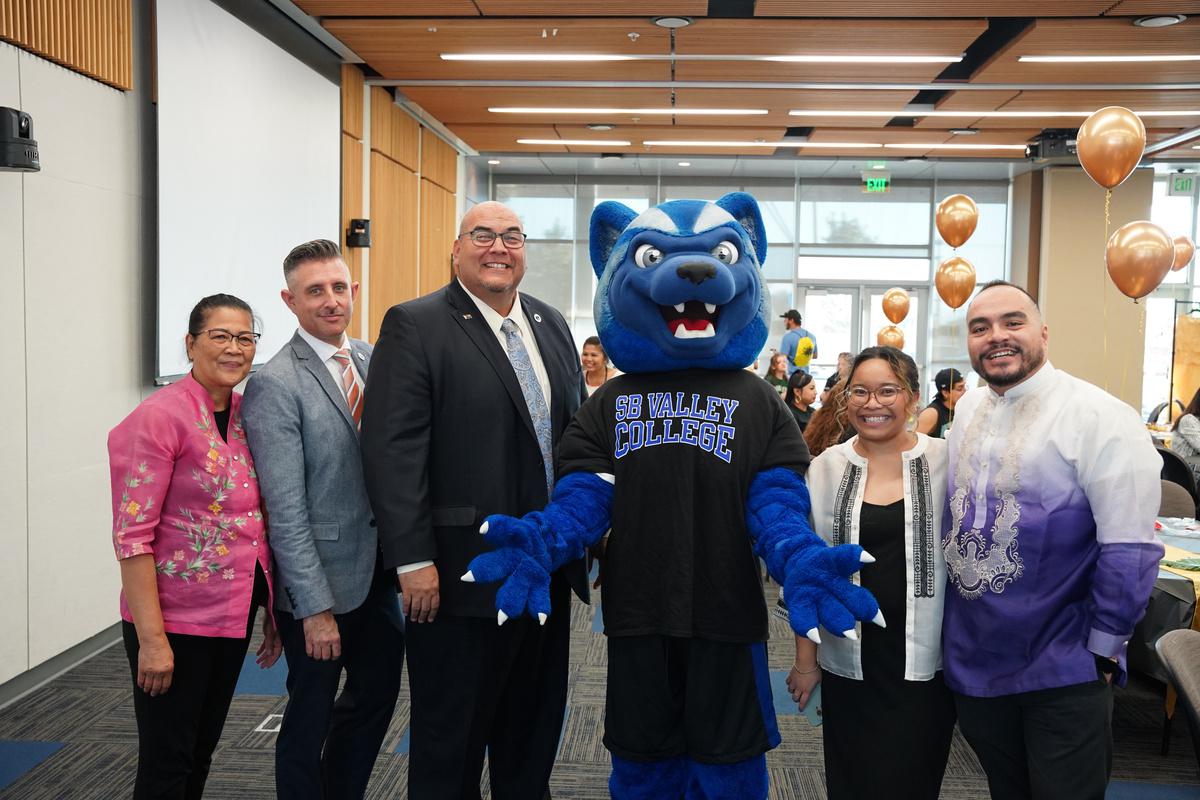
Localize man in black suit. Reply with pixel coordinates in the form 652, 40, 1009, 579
361, 201, 588, 800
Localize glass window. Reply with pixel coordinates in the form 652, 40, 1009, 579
761, 282, 795, 369
798, 182, 931, 245
801, 290, 855, 373
1151, 178, 1196, 286
521, 241, 573, 317
865, 291, 920, 360
797, 256, 929, 282
495, 184, 575, 239
1142, 295, 1179, 421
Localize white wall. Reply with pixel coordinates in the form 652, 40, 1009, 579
0, 41, 148, 682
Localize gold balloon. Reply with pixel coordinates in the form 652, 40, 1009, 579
1105, 221, 1174, 300
882, 287, 910, 324
1174, 236, 1196, 272
935, 256, 976, 310
935, 194, 978, 249
1076, 106, 1146, 190
877, 325, 905, 349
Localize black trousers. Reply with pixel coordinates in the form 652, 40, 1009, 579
954, 678, 1114, 800
121, 621, 251, 800
404, 572, 571, 800
274, 561, 405, 800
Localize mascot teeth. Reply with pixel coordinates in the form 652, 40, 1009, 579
674, 323, 716, 339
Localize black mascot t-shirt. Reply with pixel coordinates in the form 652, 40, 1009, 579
559, 368, 811, 643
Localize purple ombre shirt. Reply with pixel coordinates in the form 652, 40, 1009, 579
941, 362, 1163, 697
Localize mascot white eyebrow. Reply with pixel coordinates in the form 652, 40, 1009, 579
463, 192, 882, 800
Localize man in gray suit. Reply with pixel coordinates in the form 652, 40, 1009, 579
242, 239, 404, 800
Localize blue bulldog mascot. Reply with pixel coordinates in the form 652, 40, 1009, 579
463, 192, 881, 799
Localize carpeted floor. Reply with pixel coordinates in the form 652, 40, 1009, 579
2, 584, 1199, 799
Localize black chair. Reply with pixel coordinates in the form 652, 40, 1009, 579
1149, 400, 1186, 425
1158, 446, 1200, 511
1156, 629, 1200, 776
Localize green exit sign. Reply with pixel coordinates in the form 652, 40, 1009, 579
863, 174, 891, 194
1169, 172, 1197, 197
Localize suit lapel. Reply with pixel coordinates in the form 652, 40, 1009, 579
445, 282, 539, 443
289, 333, 358, 437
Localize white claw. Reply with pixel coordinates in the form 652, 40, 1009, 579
843, 628, 858, 641
860, 550, 876, 564
480, 521, 489, 535
872, 610, 887, 628
497, 610, 508, 626
461, 570, 475, 583
538, 612, 548, 626
806, 628, 822, 644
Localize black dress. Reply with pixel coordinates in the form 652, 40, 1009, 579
821, 500, 956, 800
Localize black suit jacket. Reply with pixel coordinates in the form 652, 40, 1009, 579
361, 280, 590, 617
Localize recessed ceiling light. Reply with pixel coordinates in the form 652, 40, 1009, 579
490, 107, 768, 116
763, 54, 961, 63
883, 143, 1028, 151
949, 128, 980, 135
790, 108, 1200, 118
447, 53, 964, 64
442, 53, 635, 62
587, 123, 616, 131
1133, 15, 1186, 27
1018, 54, 1200, 63
653, 16, 692, 29
487, 159, 501, 165
517, 138, 631, 146
643, 140, 882, 148
677, 161, 691, 166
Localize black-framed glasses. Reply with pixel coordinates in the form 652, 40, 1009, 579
193, 328, 261, 349
460, 228, 527, 248
845, 384, 906, 406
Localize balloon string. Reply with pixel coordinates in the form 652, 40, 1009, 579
1102, 189, 1111, 393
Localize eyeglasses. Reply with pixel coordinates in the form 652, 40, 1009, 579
845, 384, 906, 406
193, 328, 261, 349
460, 228, 527, 248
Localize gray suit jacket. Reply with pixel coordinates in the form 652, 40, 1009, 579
242, 332, 378, 617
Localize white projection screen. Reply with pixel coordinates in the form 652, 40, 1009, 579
156, 0, 340, 380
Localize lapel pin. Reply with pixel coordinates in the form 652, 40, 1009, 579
463, 313, 474, 320
356, 352, 365, 360
533, 313, 543, 323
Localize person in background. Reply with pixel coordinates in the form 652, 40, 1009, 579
804, 375, 855, 458
943, 280, 1162, 799
582, 335, 619, 397
764, 352, 790, 396
822, 351, 854, 403
242, 240, 404, 800
788, 346, 954, 800
779, 309, 818, 375
108, 294, 280, 800
786, 370, 817, 432
915, 368, 965, 439
1171, 387, 1200, 479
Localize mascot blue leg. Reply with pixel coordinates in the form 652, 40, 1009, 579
610, 755, 687, 800
684, 755, 768, 800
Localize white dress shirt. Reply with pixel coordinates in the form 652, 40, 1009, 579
296, 326, 362, 405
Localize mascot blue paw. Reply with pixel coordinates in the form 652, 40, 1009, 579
462, 515, 552, 625
782, 543, 883, 643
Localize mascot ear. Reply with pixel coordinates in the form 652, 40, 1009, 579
590, 201, 639, 278
716, 192, 768, 265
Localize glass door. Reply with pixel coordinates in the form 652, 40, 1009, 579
796, 286, 860, 387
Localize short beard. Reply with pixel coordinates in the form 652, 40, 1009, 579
973, 348, 1045, 388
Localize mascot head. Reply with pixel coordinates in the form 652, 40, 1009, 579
589, 192, 770, 373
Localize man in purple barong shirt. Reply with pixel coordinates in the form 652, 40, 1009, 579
941, 280, 1162, 800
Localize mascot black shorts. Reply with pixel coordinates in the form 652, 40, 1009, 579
603, 635, 780, 764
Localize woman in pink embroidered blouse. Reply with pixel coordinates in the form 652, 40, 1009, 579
108, 294, 281, 799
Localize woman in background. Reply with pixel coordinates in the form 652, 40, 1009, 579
582, 336, 619, 396
787, 346, 954, 800
1172, 387, 1200, 480
109, 294, 280, 799
804, 375, 855, 458
785, 370, 817, 432
764, 352, 790, 396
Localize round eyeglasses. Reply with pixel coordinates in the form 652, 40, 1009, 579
845, 385, 906, 406
460, 228, 527, 248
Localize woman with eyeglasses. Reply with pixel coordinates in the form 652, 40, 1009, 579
786, 346, 954, 800
108, 294, 281, 799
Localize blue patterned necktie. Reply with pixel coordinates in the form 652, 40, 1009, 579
500, 318, 555, 497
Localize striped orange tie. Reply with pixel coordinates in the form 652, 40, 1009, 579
332, 348, 362, 428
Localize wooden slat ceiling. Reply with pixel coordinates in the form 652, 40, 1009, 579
308, 7, 1200, 162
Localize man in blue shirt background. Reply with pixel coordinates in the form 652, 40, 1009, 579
778, 309, 818, 375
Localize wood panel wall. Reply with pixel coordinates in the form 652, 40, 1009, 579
0, 0, 133, 91
341, 65, 366, 336
419, 178, 456, 298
